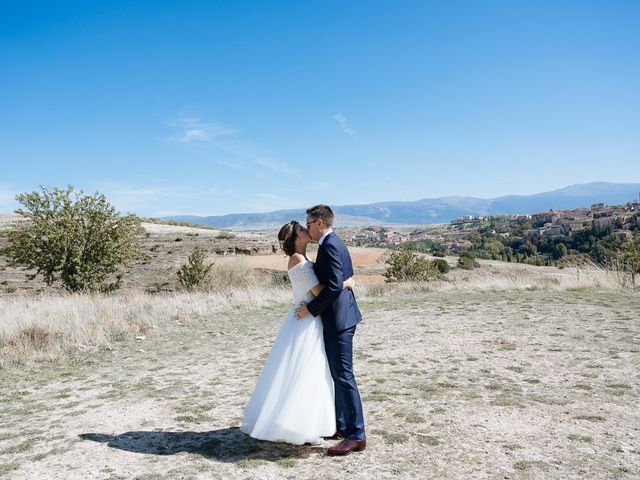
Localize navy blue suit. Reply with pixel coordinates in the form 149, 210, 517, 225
307, 231, 365, 440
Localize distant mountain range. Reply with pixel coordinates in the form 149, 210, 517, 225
165, 182, 640, 230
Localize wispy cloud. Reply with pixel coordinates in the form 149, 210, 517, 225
167, 115, 299, 177
167, 116, 238, 144
94, 182, 212, 214
333, 113, 358, 140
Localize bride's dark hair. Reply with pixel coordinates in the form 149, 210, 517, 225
278, 221, 300, 256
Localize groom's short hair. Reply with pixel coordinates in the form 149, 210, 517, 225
306, 204, 334, 227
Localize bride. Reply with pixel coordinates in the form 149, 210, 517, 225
240, 220, 353, 445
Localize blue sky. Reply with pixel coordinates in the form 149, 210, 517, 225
1, 0, 639, 216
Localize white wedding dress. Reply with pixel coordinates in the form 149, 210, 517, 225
240, 260, 336, 445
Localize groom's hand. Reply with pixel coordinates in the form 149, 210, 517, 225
295, 303, 310, 320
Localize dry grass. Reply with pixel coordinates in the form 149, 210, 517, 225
0, 287, 291, 368
2, 254, 636, 368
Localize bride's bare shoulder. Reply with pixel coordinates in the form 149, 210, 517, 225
287, 253, 306, 270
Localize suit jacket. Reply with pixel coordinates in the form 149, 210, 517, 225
307, 231, 362, 333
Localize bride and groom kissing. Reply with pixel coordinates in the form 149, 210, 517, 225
240, 204, 367, 456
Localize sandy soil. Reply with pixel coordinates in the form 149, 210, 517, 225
245, 247, 388, 272
1, 289, 638, 479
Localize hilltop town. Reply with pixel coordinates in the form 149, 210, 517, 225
344, 199, 640, 252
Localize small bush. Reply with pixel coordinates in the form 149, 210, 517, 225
384, 249, 441, 282
432, 250, 446, 258
216, 231, 236, 239
177, 247, 213, 291
458, 252, 480, 270
431, 258, 451, 274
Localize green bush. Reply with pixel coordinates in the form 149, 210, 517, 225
383, 249, 441, 282
177, 247, 214, 291
431, 258, 451, 274
619, 240, 640, 286
458, 251, 480, 270
0, 186, 145, 292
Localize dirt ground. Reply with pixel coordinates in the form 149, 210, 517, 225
245, 247, 387, 271
1, 288, 638, 479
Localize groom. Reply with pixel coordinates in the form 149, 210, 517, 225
295, 204, 366, 456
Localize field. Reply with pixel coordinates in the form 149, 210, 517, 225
0, 219, 639, 479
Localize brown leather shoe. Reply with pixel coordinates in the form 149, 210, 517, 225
327, 438, 366, 456
322, 430, 346, 440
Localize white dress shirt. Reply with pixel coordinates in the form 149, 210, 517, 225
318, 229, 333, 246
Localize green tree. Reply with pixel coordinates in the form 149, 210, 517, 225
552, 242, 568, 260
0, 186, 145, 292
177, 247, 214, 291
458, 251, 480, 270
383, 249, 440, 282
620, 240, 640, 286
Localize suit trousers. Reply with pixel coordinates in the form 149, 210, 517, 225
323, 325, 366, 440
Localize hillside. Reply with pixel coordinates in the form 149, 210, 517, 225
164, 182, 640, 230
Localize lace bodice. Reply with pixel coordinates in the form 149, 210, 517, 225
287, 260, 320, 304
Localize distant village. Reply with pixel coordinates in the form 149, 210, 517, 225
344, 198, 640, 251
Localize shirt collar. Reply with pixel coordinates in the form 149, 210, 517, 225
318, 229, 333, 245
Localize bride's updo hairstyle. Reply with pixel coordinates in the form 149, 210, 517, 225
278, 221, 300, 256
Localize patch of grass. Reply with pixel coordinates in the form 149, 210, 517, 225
513, 460, 550, 471
31, 446, 70, 461
567, 434, 593, 443
573, 384, 593, 390
371, 430, 409, 445
524, 378, 540, 384
236, 458, 268, 469
96, 390, 123, 400
574, 415, 606, 422
491, 393, 523, 407
503, 443, 523, 451
420, 435, 440, 446
53, 391, 72, 399
405, 413, 425, 424
506, 366, 524, 373
498, 340, 517, 351
276, 458, 296, 468
607, 383, 632, 390
175, 415, 202, 423
485, 383, 503, 391
0, 462, 20, 475
1, 437, 39, 454
585, 363, 605, 369
436, 381, 457, 389
528, 394, 570, 406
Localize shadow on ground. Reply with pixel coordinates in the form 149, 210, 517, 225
79, 427, 324, 462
